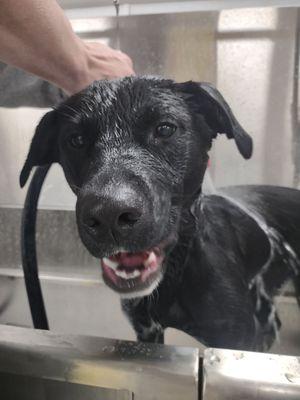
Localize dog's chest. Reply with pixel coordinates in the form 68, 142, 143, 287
127, 295, 190, 330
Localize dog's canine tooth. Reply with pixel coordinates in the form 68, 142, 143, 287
144, 251, 156, 268
103, 257, 119, 270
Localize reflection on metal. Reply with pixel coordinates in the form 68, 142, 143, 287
292, 8, 300, 187
202, 348, 300, 399
214, 7, 296, 188
0, 373, 132, 400
0, 267, 102, 285
0, 325, 199, 400
61, 0, 300, 18
3, 325, 300, 399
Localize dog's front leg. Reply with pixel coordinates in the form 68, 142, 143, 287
135, 321, 165, 344
122, 299, 165, 344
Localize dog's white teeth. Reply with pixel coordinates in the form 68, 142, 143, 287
103, 257, 119, 270
115, 270, 127, 279
115, 269, 141, 279
130, 270, 142, 278
144, 251, 156, 268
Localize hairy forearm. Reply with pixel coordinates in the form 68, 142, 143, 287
0, 0, 89, 93
0, 0, 134, 95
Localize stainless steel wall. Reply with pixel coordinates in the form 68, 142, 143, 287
214, 7, 298, 188
0, 6, 299, 354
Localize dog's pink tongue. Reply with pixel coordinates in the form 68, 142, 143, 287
110, 251, 150, 268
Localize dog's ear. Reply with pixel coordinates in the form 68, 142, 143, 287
177, 81, 253, 159
20, 110, 59, 187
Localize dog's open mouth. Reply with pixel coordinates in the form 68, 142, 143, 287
100, 247, 164, 295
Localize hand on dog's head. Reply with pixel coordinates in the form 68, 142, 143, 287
20, 77, 252, 297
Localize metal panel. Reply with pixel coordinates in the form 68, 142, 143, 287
59, 1, 300, 18
0, 324, 199, 400
0, 373, 132, 400
214, 7, 297, 188
202, 348, 300, 399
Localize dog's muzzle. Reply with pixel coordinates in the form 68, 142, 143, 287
101, 247, 165, 296
77, 177, 172, 297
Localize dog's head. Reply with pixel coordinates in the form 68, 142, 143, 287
20, 77, 252, 298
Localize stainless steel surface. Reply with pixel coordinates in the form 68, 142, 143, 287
213, 7, 297, 187
0, 374, 132, 400
202, 348, 300, 399
0, 208, 97, 270
292, 9, 300, 187
0, 324, 199, 400
59, 1, 300, 18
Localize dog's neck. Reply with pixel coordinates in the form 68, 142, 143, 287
161, 187, 202, 289
179, 185, 203, 234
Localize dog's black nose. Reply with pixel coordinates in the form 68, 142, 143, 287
80, 187, 146, 238
85, 204, 142, 231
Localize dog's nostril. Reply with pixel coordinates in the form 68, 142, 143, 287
117, 211, 141, 227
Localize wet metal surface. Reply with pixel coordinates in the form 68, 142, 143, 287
2, 324, 300, 399
203, 348, 300, 399
0, 374, 132, 400
0, 325, 199, 400
0, 208, 97, 270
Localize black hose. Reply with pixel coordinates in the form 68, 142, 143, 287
21, 165, 51, 330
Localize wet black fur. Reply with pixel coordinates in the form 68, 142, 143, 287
20, 77, 300, 350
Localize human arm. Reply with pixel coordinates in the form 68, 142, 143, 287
0, 0, 134, 95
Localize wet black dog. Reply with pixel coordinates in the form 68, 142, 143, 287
20, 77, 300, 350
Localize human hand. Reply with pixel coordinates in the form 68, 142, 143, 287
0, 0, 135, 98
66, 41, 135, 95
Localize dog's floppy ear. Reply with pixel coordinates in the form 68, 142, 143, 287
20, 110, 59, 187
177, 81, 253, 159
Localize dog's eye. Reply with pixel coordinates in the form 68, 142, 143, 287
68, 134, 87, 149
156, 123, 177, 138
